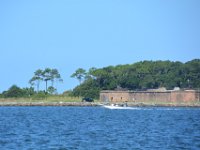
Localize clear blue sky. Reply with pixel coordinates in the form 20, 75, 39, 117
0, 0, 200, 93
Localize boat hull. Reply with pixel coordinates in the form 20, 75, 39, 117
102, 105, 136, 110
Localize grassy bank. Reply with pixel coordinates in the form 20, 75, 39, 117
0, 96, 82, 103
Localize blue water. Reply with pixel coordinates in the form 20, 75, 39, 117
0, 107, 200, 150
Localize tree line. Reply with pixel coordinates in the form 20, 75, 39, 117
1, 59, 199, 99
0, 68, 63, 98
29, 68, 62, 94
70, 59, 200, 99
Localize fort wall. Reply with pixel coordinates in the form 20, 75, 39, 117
100, 90, 200, 103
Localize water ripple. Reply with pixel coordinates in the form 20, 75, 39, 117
0, 107, 200, 149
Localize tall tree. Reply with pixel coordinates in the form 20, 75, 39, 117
50, 69, 62, 87
30, 68, 63, 94
71, 68, 87, 84
29, 69, 43, 92
42, 68, 52, 93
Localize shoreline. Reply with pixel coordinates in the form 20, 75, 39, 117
0, 102, 99, 107
0, 102, 200, 107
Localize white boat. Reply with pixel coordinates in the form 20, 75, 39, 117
102, 103, 136, 110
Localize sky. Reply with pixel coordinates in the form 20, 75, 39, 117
0, 0, 200, 93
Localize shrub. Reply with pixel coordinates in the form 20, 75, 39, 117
3, 85, 25, 98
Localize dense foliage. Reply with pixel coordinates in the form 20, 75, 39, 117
1, 85, 35, 98
71, 59, 200, 99
1, 85, 55, 99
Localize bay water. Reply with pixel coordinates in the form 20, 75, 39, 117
0, 106, 200, 150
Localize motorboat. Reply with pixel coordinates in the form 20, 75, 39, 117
102, 103, 135, 110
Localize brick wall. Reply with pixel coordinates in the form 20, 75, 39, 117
170, 91, 197, 102
129, 92, 171, 102
100, 90, 199, 103
100, 91, 129, 102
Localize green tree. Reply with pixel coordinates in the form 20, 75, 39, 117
71, 59, 200, 98
29, 69, 43, 92
42, 68, 52, 93
47, 86, 57, 94
72, 78, 100, 99
185, 59, 200, 88
71, 68, 87, 84
3, 85, 25, 98
50, 69, 63, 87
30, 68, 63, 94
22, 87, 35, 97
